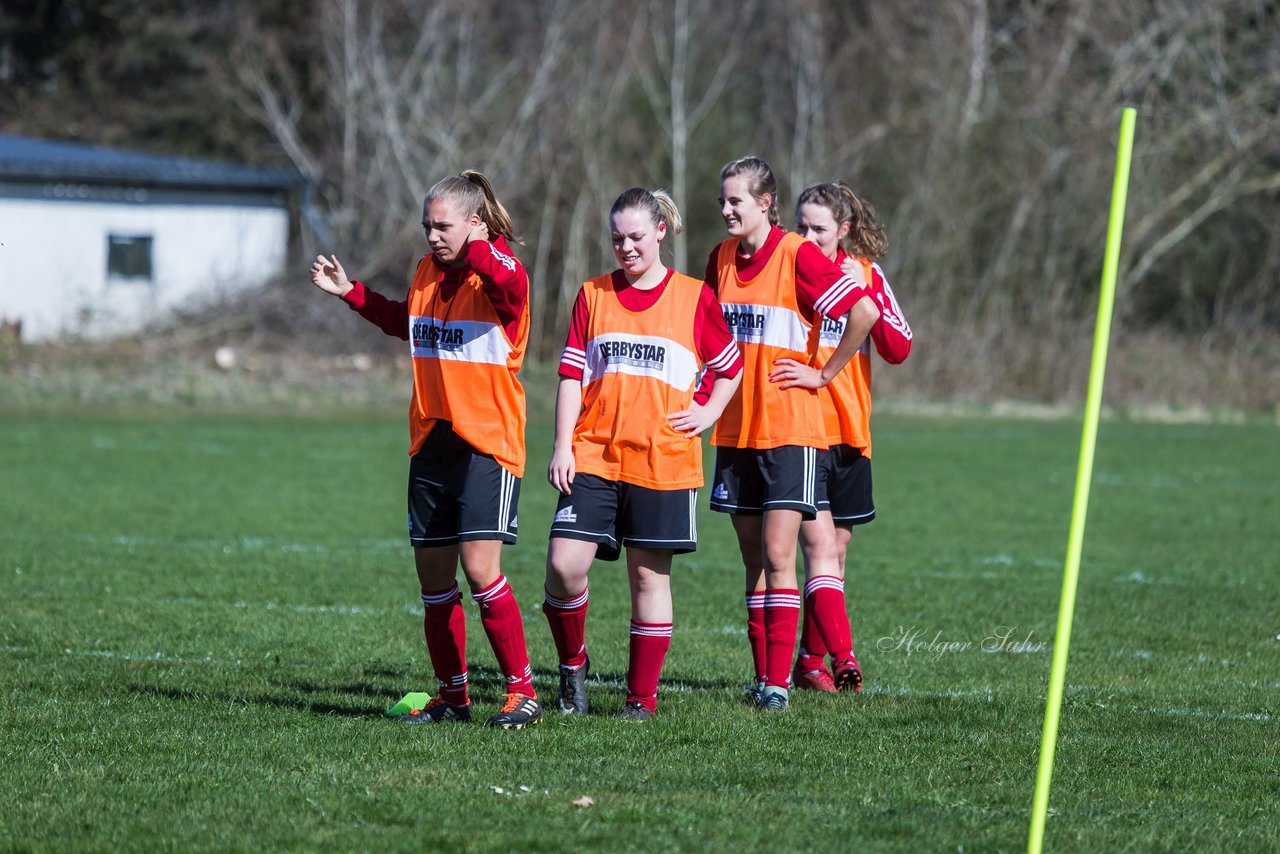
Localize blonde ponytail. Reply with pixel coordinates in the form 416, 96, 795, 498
610, 186, 684, 235
461, 170, 517, 243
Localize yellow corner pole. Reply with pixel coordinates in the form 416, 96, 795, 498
1027, 106, 1137, 854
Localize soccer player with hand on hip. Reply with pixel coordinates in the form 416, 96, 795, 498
789, 181, 913, 694
543, 187, 742, 721
309, 171, 543, 729
704, 157, 880, 712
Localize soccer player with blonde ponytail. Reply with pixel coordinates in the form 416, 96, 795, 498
309, 170, 543, 729
543, 187, 743, 721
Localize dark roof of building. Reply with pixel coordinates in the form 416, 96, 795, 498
0, 134, 305, 190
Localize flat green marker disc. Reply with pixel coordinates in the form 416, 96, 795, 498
386, 691, 433, 717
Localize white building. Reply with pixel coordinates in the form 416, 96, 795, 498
0, 134, 302, 340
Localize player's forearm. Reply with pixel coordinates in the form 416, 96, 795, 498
344, 281, 411, 341
701, 370, 743, 422
552, 378, 583, 452
820, 296, 879, 384
465, 240, 528, 333
873, 320, 913, 364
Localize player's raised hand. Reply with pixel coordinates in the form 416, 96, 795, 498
467, 221, 490, 247
310, 254, 354, 297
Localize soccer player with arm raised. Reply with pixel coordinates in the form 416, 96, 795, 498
309, 171, 542, 729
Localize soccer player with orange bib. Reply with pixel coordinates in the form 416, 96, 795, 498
789, 181, 913, 694
706, 157, 881, 711
543, 187, 743, 721
309, 172, 543, 729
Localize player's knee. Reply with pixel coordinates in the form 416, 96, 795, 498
545, 555, 589, 597
763, 542, 797, 573
804, 537, 839, 567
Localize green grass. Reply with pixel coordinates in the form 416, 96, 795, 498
1, 407, 1277, 851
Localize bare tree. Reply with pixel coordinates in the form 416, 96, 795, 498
634, 0, 760, 271
206, 0, 1278, 398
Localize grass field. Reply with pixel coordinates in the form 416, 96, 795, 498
1, 405, 1277, 851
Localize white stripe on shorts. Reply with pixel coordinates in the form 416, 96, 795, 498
499, 470, 514, 532
689, 489, 697, 543
805, 447, 816, 508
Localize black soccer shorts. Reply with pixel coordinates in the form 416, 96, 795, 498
815, 443, 875, 526
548, 472, 697, 561
708, 445, 822, 518
408, 422, 520, 546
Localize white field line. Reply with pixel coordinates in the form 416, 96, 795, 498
860, 684, 996, 701
1113, 569, 1194, 586
5, 645, 1271, 721
910, 571, 1007, 581
1109, 648, 1243, 667
1133, 706, 1272, 723
84, 436, 366, 461
1112, 648, 1154, 660
1093, 472, 1187, 489
1048, 470, 1194, 489
858, 684, 1273, 723
1109, 569, 1263, 589
680, 625, 748, 636
233, 601, 385, 616
0, 530, 407, 555
4, 644, 239, 666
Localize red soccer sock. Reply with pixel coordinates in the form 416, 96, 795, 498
472, 575, 535, 698
745, 591, 766, 684
626, 621, 672, 712
763, 588, 801, 689
543, 586, 589, 670
421, 585, 469, 705
797, 580, 830, 673
798, 617, 829, 670
806, 575, 853, 664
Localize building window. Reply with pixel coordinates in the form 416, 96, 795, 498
107, 234, 153, 281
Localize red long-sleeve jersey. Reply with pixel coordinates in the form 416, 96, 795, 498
839, 250, 911, 366
341, 235, 528, 341
810, 250, 912, 455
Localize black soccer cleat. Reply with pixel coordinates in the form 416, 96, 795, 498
756, 686, 790, 712
396, 697, 472, 724
833, 660, 863, 694
487, 693, 543, 729
557, 656, 590, 716
618, 700, 653, 722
